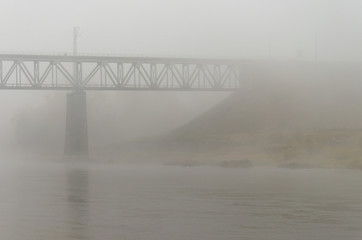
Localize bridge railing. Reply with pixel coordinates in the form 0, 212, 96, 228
0, 51, 236, 60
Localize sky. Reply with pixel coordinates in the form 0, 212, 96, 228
0, 0, 362, 60
0, 0, 362, 152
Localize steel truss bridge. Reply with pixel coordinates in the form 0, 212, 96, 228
0, 54, 242, 91
0, 53, 242, 156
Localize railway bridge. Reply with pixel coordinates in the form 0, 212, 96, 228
0, 53, 242, 156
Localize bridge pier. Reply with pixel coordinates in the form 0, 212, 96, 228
64, 91, 89, 157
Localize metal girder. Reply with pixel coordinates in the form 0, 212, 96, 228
0, 54, 242, 91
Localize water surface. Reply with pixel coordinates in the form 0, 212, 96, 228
0, 161, 361, 240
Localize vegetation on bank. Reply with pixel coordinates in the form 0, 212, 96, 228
163, 128, 362, 169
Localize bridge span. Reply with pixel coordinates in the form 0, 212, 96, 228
0, 54, 241, 91
0, 54, 242, 157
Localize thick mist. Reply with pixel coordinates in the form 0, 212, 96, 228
1, 0, 362, 162
1, 2, 362, 240
2, 91, 228, 155
2, 0, 362, 60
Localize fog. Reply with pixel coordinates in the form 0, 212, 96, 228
2, 1, 362, 239
1, 0, 362, 157
4, 91, 228, 155
2, 0, 362, 60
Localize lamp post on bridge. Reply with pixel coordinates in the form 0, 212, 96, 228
73, 26, 81, 87
73, 26, 80, 56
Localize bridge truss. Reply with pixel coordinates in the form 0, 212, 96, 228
0, 54, 242, 91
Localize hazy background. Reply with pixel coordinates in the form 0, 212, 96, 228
2, 0, 362, 60
1, 0, 362, 155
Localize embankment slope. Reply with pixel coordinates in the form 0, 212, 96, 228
104, 61, 362, 168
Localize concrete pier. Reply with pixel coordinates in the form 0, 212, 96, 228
64, 91, 88, 157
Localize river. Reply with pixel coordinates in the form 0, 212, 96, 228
0, 160, 361, 240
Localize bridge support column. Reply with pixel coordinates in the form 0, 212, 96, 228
64, 91, 88, 157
